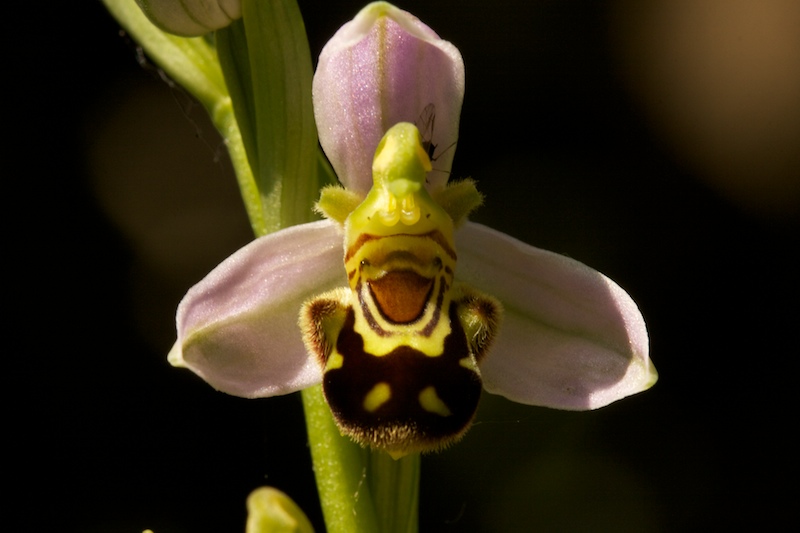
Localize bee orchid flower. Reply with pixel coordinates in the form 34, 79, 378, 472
169, 1, 657, 456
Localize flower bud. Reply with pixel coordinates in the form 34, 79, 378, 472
136, 0, 241, 36
246, 487, 314, 533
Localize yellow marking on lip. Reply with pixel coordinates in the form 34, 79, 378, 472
363, 382, 392, 412
459, 356, 477, 372
326, 352, 344, 371
419, 386, 452, 417
344, 231, 457, 264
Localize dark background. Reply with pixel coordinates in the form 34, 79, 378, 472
10, 0, 797, 531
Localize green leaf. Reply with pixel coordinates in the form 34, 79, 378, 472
216, 0, 321, 233
216, 20, 259, 192
244, 0, 319, 229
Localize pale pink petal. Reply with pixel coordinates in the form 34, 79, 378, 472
455, 222, 657, 410
313, 2, 464, 194
170, 220, 345, 397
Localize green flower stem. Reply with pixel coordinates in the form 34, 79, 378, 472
369, 451, 420, 533
302, 386, 379, 532
213, 99, 268, 237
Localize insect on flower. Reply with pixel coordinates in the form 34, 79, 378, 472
302, 122, 498, 457
415, 103, 455, 165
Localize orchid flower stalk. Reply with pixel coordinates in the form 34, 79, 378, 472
102, 1, 657, 531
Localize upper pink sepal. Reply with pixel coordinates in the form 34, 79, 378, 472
313, 1, 464, 194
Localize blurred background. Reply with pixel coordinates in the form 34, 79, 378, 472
10, 0, 798, 531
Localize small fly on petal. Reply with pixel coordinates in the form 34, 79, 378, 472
415, 103, 456, 166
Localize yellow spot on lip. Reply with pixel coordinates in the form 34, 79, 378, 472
363, 382, 392, 412
419, 386, 452, 416
386, 449, 410, 460
326, 352, 344, 371
459, 356, 477, 372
